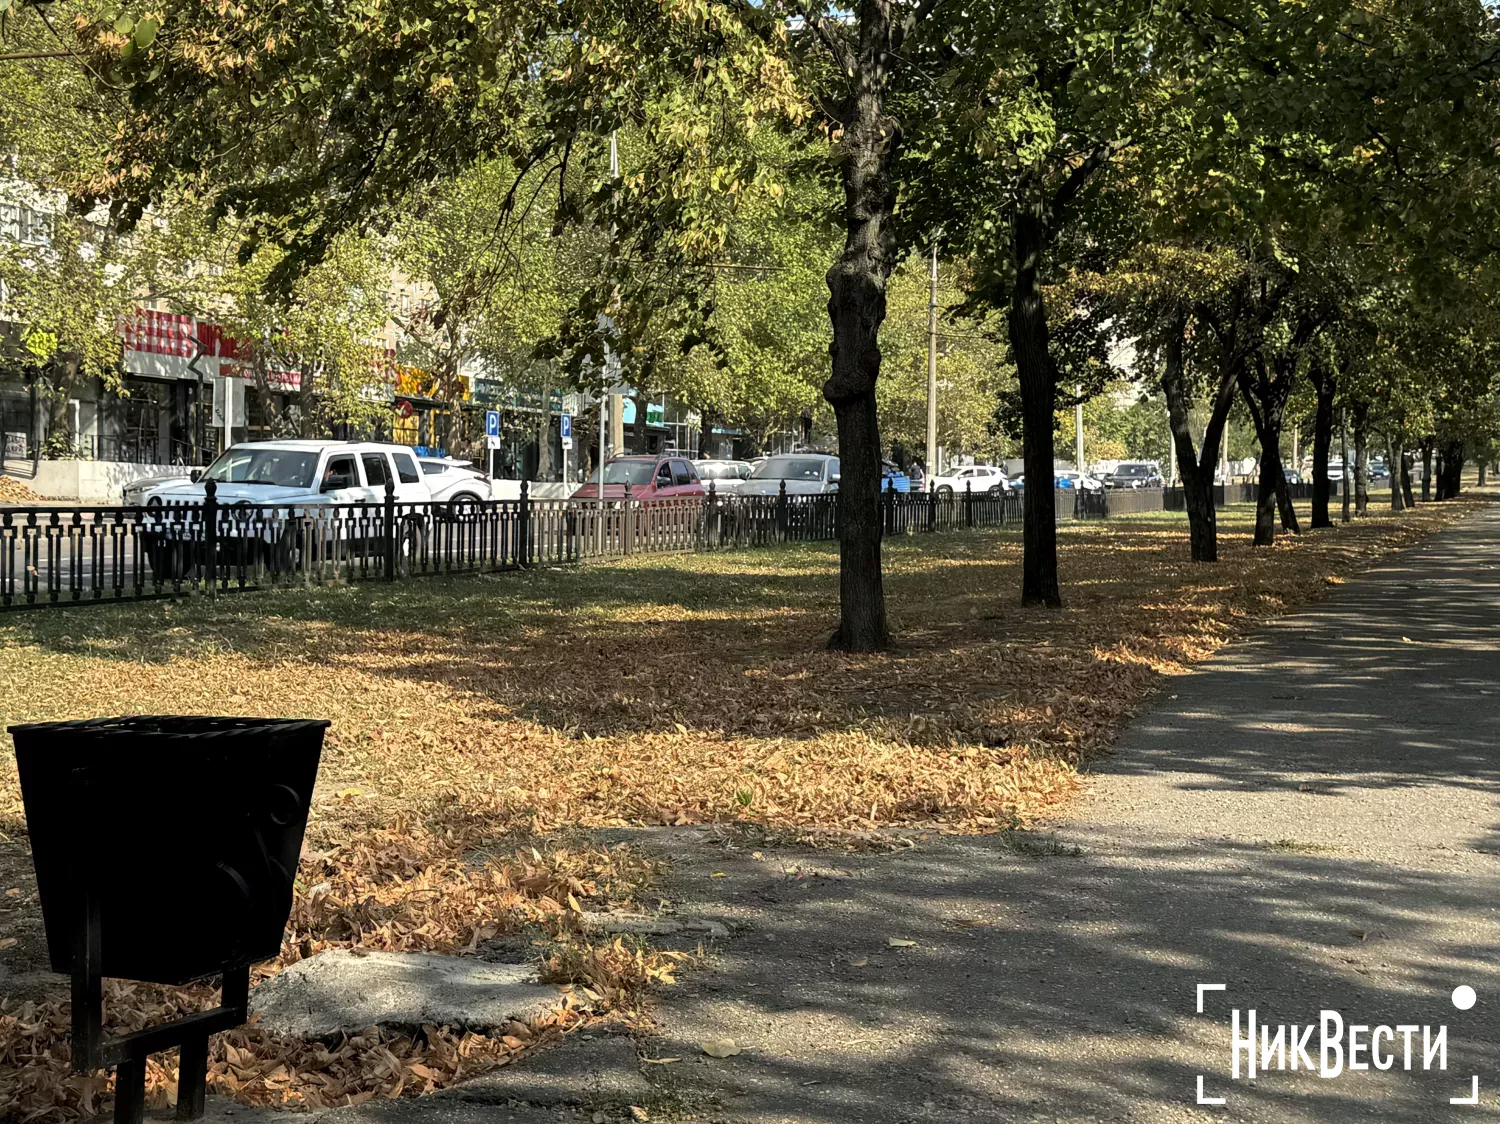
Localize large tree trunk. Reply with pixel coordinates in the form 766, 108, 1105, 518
1161, 311, 1235, 562
1387, 433, 1405, 512
1238, 361, 1291, 546
823, 28, 898, 652
1401, 451, 1415, 507
1011, 200, 1061, 606
1308, 358, 1336, 528
1352, 401, 1369, 516
1440, 440, 1465, 498
1253, 441, 1279, 545
1421, 440, 1433, 502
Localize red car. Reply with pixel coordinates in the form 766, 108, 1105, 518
571, 456, 706, 500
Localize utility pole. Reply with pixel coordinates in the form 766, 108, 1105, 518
1166, 408, 1175, 485
1340, 411, 1352, 523
925, 241, 938, 476
597, 130, 620, 555
1074, 384, 1084, 473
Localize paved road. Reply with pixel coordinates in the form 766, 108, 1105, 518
636, 502, 1500, 1122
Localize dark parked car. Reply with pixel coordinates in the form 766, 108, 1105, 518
1105, 462, 1164, 489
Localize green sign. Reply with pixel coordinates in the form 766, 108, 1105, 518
471, 379, 564, 411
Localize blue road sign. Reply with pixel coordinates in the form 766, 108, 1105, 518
485, 409, 500, 437
560, 414, 573, 440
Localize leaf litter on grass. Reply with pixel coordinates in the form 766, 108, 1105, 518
0, 499, 1480, 1119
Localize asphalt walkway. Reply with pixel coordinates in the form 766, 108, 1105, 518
642, 502, 1500, 1122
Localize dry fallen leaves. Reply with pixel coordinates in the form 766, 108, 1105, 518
700, 1037, 743, 1058
0, 477, 42, 504
0, 503, 1471, 847
0, 830, 662, 1121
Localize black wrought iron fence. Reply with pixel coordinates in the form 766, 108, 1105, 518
0, 480, 576, 610
1, 477, 1182, 611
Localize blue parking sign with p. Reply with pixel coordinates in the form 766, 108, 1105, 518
560, 414, 572, 440
485, 410, 500, 437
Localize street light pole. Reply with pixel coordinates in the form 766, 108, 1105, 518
925, 241, 938, 476
596, 130, 620, 556
1074, 383, 1084, 474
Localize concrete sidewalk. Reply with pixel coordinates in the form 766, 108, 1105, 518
638, 503, 1500, 1122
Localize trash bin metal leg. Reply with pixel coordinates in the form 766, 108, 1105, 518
176, 1034, 208, 1120
70, 883, 103, 1072
114, 1055, 147, 1124
222, 963, 250, 1016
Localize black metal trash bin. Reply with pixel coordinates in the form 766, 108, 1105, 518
9, 715, 329, 1122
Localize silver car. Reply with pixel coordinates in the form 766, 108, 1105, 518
737, 454, 841, 496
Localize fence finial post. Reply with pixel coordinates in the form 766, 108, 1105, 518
203, 478, 218, 596
519, 477, 531, 567
384, 477, 396, 581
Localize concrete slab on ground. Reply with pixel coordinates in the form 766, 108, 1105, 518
250, 950, 563, 1037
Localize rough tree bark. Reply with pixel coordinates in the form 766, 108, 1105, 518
1351, 401, 1370, 515
1421, 439, 1434, 502
1011, 197, 1061, 606
1307, 356, 1336, 528
821, 0, 908, 651
1401, 452, 1415, 507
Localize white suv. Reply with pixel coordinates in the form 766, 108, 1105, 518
142, 440, 433, 507
928, 464, 1008, 496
